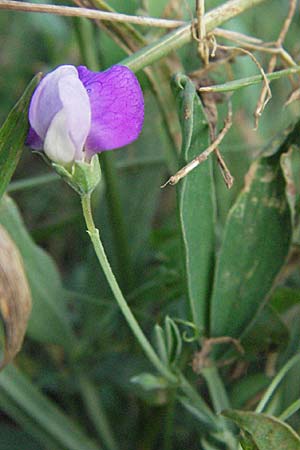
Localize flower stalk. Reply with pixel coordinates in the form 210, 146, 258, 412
80, 192, 177, 384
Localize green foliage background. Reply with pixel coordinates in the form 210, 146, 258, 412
0, 1, 300, 449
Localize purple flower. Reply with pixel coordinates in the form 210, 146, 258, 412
27, 65, 144, 165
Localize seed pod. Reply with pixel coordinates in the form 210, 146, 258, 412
0, 224, 31, 369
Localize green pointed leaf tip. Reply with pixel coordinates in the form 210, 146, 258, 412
209, 120, 300, 340
131, 373, 168, 391
222, 409, 300, 450
0, 74, 42, 200
173, 74, 216, 334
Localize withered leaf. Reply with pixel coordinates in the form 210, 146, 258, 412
0, 224, 31, 369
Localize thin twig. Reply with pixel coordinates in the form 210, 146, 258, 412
192, 337, 244, 372
218, 44, 272, 128
161, 105, 233, 187
214, 29, 296, 67
0, 0, 185, 28
214, 28, 264, 44
195, 0, 210, 65
214, 148, 234, 188
254, 0, 297, 128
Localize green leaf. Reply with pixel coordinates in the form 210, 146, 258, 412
164, 316, 182, 365
173, 74, 216, 334
131, 372, 168, 391
222, 409, 300, 450
153, 317, 182, 367
0, 74, 41, 200
154, 323, 169, 365
209, 122, 300, 340
0, 196, 73, 348
240, 433, 259, 450
0, 364, 99, 450
280, 145, 300, 243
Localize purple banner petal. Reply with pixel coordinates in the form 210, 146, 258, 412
77, 65, 144, 154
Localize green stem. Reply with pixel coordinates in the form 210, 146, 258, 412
201, 366, 230, 414
121, 0, 267, 72
100, 152, 135, 291
163, 393, 176, 450
279, 398, 300, 422
201, 367, 237, 447
256, 354, 300, 413
81, 193, 177, 384
199, 66, 300, 93
178, 373, 219, 429
78, 375, 119, 450
81, 194, 226, 434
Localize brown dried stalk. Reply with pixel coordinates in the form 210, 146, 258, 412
214, 28, 296, 67
254, 0, 297, 128
0, 0, 185, 28
218, 44, 272, 127
195, 0, 210, 65
161, 104, 233, 187
192, 336, 244, 372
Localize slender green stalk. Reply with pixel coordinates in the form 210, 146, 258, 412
201, 366, 230, 414
81, 193, 177, 384
199, 66, 300, 93
163, 393, 176, 450
256, 354, 300, 413
279, 398, 300, 422
80, 194, 227, 434
78, 375, 119, 450
201, 367, 237, 447
121, 0, 268, 72
178, 373, 219, 429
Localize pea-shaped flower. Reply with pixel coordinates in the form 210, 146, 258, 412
27, 65, 144, 165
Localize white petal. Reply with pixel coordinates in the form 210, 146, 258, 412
58, 74, 91, 160
44, 109, 81, 164
29, 65, 78, 140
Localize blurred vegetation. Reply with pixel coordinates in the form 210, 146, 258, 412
0, 1, 300, 449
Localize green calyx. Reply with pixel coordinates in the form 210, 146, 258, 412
52, 154, 101, 195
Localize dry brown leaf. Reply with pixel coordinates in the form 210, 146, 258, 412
0, 225, 31, 369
